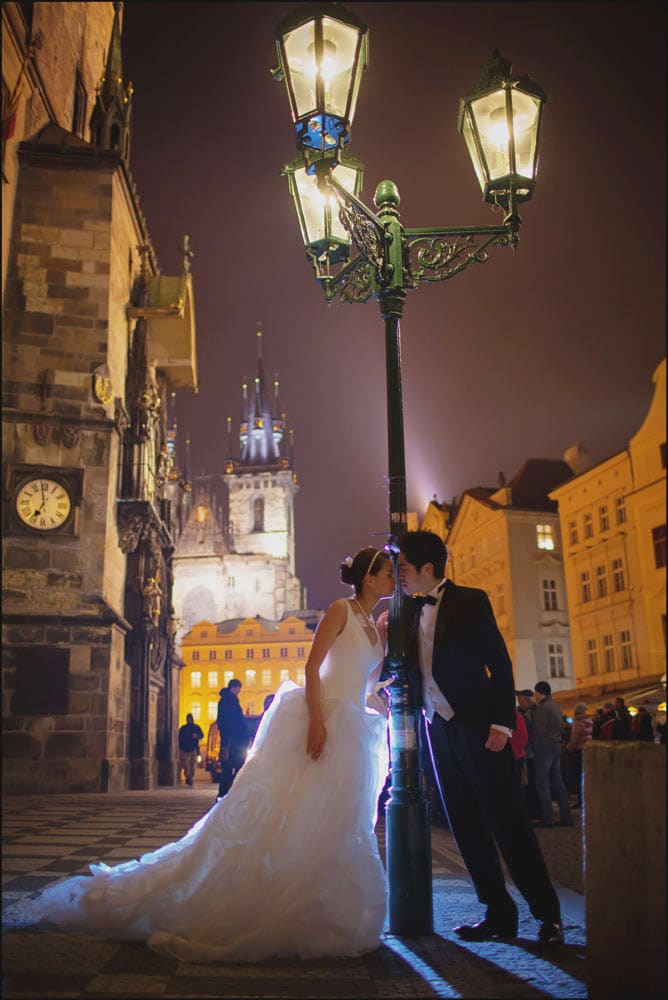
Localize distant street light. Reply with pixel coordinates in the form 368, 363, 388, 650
273, 1, 546, 937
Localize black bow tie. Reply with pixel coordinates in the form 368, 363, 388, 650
413, 583, 446, 611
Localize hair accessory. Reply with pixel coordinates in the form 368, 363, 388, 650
343, 556, 353, 567
366, 549, 381, 575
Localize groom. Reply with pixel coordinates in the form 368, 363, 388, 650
396, 530, 563, 947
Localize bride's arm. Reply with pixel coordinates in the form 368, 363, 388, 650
365, 659, 392, 716
305, 600, 347, 760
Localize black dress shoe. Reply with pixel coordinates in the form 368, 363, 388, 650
536, 921, 564, 947
455, 918, 518, 941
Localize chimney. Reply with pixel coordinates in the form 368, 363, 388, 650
563, 442, 591, 475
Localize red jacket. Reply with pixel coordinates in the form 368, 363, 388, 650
510, 709, 529, 760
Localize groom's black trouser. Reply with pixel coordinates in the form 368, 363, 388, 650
427, 713, 560, 923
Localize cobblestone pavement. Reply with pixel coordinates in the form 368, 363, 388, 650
2, 783, 587, 998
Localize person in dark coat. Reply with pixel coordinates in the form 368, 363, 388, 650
631, 706, 655, 741
393, 530, 563, 948
178, 713, 204, 786
216, 679, 249, 800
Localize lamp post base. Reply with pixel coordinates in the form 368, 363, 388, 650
386, 795, 433, 935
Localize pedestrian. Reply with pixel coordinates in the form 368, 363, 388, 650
516, 689, 541, 819
31, 546, 396, 961
596, 703, 616, 740
532, 681, 573, 828
509, 707, 529, 801
631, 706, 654, 741
613, 697, 632, 739
178, 713, 204, 787
389, 530, 563, 947
216, 679, 250, 800
566, 702, 593, 808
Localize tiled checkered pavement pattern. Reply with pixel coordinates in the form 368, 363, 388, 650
2, 786, 588, 998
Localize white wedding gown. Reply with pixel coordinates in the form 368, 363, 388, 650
35, 601, 389, 962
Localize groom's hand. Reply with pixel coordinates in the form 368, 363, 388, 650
485, 727, 508, 752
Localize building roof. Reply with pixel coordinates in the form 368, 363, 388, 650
215, 616, 280, 635
462, 486, 499, 509
507, 459, 574, 511
174, 489, 227, 558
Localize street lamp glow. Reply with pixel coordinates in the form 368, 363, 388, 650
274, 2, 368, 156
459, 51, 546, 208
282, 153, 363, 265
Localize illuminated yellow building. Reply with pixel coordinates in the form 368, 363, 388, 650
549, 359, 666, 693
179, 615, 315, 723
420, 496, 452, 542
446, 462, 575, 692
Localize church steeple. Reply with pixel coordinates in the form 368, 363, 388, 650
90, 2, 133, 159
239, 324, 283, 468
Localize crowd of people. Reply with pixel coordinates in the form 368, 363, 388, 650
512, 685, 663, 824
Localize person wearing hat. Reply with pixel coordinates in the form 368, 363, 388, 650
532, 681, 572, 827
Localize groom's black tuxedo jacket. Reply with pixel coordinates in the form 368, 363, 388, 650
410, 579, 516, 738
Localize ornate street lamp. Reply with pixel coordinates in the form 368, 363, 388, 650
281, 150, 364, 268
273, 2, 368, 161
459, 50, 546, 217
273, 3, 546, 938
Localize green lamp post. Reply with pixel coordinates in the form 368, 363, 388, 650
273, 3, 546, 937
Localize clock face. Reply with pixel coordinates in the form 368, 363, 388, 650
15, 477, 72, 531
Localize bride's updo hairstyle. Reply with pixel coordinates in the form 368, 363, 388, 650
339, 547, 389, 595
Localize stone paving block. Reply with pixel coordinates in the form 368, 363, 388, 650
1, 788, 587, 999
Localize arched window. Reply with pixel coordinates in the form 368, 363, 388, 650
253, 496, 264, 532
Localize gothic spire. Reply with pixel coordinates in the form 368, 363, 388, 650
90, 2, 133, 159
238, 326, 283, 468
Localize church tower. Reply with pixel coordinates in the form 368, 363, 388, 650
171, 327, 304, 637
225, 325, 298, 575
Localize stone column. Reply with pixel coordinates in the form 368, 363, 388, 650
585, 741, 666, 999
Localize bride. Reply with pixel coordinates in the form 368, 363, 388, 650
34, 547, 395, 963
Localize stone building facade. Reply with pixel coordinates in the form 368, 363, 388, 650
549, 360, 666, 696
446, 459, 575, 693
180, 615, 314, 723
2, 2, 197, 793
172, 329, 305, 638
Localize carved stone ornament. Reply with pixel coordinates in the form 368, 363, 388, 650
117, 509, 145, 554
32, 422, 51, 445
59, 424, 81, 449
93, 365, 113, 405
114, 397, 130, 435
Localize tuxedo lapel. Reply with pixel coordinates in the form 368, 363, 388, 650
432, 580, 458, 670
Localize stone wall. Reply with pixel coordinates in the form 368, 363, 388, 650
585, 741, 666, 999
1, 146, 142, 793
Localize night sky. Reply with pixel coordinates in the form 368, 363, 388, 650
121, 2, 666, 611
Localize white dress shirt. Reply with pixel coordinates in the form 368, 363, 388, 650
417, 580, 454, 723
417, 579, 511, 738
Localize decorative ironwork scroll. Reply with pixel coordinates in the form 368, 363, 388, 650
322, 256, 374, 304
405, 230, 513, 287
337, 200, 385, 280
